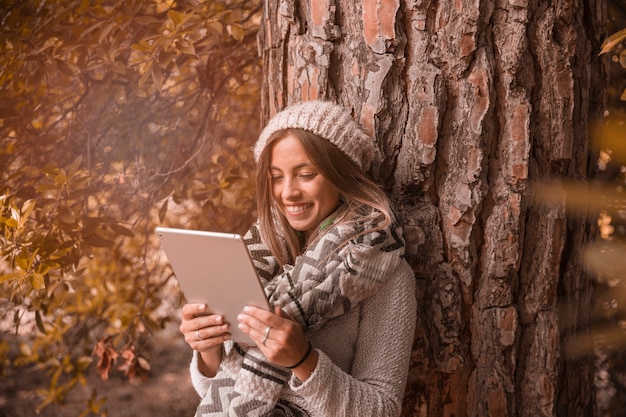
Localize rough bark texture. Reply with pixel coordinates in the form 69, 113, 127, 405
258, 1, 606, 416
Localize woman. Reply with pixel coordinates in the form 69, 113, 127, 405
179, 100, 416, 417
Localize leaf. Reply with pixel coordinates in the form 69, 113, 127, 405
110, 223, 135, 238
20, 199, 36, 221
36, 183, 58, 192
168, 10, 185, 27
177, 40, 197, 57
0, 272, 23, 284
599, 28, 626, 55
206, 21, 223, 36
135, 15, 160, 26
68, 155, 83, 177
137, 356, 151, 371
227, 24, 245, 42
35, 310, 47, 333
57, 205, 76, 224
98, 21, 117, 44
54, 171, 68, 186
92, 339, 119, 381
4, 218, 18, 228
79, 20, 106, 40
31, 273, 46, 290
131, 41, 152, 52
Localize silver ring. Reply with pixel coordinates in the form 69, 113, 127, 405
262, 326, 272, 346
196, 330, 203, 341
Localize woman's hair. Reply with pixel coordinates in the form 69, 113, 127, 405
256, 128, 393, 266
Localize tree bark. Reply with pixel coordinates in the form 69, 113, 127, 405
258, 1, 606, 416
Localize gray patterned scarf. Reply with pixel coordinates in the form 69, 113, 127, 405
195, 212, 405, 417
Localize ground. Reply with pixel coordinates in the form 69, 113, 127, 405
0, 325, 199, 417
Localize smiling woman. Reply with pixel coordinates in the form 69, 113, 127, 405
178, 100, 416, 417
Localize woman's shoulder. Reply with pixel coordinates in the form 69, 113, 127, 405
332, 208, 405, 252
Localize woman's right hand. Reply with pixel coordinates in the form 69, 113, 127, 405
179, 303, 231, 376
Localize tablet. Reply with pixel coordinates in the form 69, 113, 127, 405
156, 227, 271, 345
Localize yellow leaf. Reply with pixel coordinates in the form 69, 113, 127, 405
168, 10, 185, 26
131, 41, 152, 52
54, 171, 67, 186
21, 199, 36, 220
31, 273, 45, 290
0, 272, 23, 283
599, 28, 626, 55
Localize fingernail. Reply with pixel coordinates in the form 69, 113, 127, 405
237, 314, 244, 321
215, 316, 223, 324
221, 324, 229, 331
198, 304, 206, 311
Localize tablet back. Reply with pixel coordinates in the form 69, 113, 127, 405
156, 227, 270, 345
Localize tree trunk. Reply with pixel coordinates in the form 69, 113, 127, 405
258, 1, 606, 416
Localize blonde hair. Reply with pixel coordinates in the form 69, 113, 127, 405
256, 129, 393, 266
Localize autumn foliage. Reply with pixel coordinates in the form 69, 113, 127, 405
0, 0, 261, 414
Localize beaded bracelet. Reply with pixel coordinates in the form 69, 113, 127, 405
286, 341, 313, 369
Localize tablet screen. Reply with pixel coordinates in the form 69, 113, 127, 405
156, 227, 271, 345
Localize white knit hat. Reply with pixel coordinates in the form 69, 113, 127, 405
254, 100, 382, 174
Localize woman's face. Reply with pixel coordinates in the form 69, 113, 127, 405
269, 134, 340, 235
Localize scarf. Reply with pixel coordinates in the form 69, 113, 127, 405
195, 212, 405, 417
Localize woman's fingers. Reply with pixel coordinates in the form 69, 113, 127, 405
179, 303, 231, 351
237, 305, 311, 367
181, 302, 207, 319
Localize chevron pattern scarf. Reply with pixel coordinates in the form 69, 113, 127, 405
195, 212, 405, 417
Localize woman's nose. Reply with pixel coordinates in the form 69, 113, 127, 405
281, 177, 300, 199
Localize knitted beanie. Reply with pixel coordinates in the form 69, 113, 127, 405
254, 100, 382, 174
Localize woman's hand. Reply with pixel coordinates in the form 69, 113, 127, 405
179, 303, 231, 377
237, 306, 318, 381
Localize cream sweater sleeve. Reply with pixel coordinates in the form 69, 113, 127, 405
289, 261, 417, 417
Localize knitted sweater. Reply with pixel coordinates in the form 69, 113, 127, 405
190, 216, 417, 417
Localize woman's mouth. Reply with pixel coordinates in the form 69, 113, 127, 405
284, 204, 313, 215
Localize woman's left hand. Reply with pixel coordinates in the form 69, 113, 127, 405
237, 306, 316, 376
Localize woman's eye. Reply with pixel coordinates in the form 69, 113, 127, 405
298, 173, 317, 180
270, 175, 283, 182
